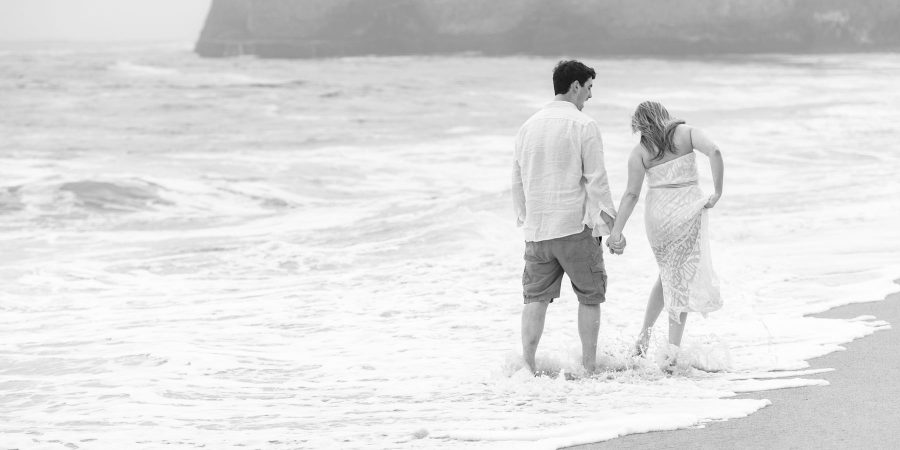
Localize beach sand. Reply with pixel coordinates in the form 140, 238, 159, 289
566, 290, 900, 450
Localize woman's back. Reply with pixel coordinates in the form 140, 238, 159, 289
644, 125, 699, 188
643, 124, 695, 170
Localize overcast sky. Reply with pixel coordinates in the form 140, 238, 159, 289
0, 0, 212, 42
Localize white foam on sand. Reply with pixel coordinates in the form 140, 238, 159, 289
436, 397, 771, 449
2, 50, 900, 449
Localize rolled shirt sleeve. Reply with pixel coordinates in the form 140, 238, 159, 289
581, 121, 617, 236
512, 157, 526, 227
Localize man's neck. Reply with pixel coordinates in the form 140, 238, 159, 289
553, 94, 576, 105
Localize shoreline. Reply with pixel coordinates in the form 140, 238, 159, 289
566, 289, 900, 449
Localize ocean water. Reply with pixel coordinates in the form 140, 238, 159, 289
1, 43, 899, 449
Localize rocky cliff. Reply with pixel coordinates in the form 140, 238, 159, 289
195, 0, 900, 58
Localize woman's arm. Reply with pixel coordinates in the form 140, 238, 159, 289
690, 127, 724, 208
609, 145, 646, 252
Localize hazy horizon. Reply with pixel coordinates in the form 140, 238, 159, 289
0, 0, 212, 43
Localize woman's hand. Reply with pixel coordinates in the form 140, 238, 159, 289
607, 233, 626, 255
704, 192, 721, 209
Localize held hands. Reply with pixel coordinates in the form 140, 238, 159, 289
704, 192, 721, 209
606, 233, 626, 255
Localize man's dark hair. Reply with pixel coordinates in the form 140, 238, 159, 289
553, 60, 596, 95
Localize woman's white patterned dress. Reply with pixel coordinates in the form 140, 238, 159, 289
645, 152, 722, 319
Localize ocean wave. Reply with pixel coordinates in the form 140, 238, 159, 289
110, 61, 180, 77
243, 79, 307, 89
2, 175, 303, 222
179, 78, 308, 91
58, 179, 173, 213
0, 186, 25, 213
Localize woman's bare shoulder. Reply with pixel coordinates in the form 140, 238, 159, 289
673, 124, 696, 151
631, 143, 651, 168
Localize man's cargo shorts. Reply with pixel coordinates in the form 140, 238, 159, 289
522, 226, 607, 305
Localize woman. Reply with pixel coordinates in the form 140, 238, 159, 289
608, 101, 724, 370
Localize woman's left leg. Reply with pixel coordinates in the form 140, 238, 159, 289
663, 312, 689, 372
668, 312, 688, 347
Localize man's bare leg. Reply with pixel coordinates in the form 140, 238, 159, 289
522, 301, 550, 374
635, 277, 664, 356
578, 303, 600, 372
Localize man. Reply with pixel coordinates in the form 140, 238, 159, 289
512, 60, 624, 375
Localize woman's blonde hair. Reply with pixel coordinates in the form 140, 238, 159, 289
631, 101, 685, 161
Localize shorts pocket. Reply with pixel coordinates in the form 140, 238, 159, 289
589, 246, 606, 274
590, 248, 607, 296
523, 243, 542, 263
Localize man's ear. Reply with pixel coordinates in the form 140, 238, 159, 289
569, 80, 580, 94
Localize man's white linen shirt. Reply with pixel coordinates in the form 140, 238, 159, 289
512, 101, 617, 242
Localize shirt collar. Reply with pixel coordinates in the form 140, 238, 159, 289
545, 100, 578, 110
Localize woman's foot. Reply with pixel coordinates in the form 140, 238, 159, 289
660, 344, 680, 374
662, 358, 677, 375
632, 340, 646, 358
632, 330, 650, 357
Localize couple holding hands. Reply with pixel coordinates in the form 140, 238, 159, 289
512, 60, 725, 375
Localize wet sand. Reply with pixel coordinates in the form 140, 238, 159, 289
567, 290, 900, 450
